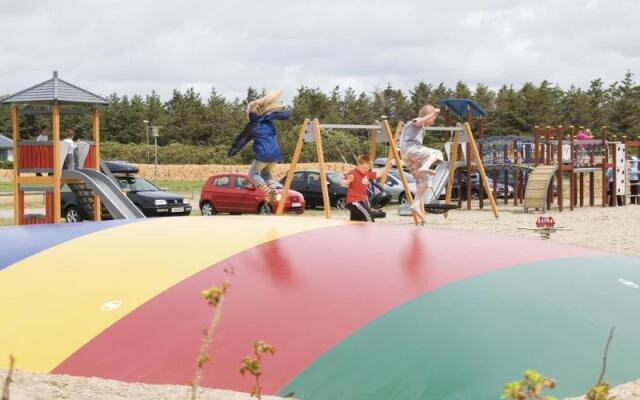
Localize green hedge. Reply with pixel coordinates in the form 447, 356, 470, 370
100, 133, 388, 165
100, 142, 235, 165
0, 161, 13, 169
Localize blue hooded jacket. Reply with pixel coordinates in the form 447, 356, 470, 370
249, 111, 291, 162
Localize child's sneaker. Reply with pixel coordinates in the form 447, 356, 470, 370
266, 180, 282, 202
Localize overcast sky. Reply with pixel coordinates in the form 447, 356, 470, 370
1, 0, 639, 102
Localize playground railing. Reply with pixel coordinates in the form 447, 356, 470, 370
18, 140, 53, 171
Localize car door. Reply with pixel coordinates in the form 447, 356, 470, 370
305, 172, 322, 205
234, 175, 259, 212
288, 171, 305, 192
327, 172, 347, 202
211, 175, 232, 211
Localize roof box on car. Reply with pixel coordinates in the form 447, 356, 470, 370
104, 160, 139, 174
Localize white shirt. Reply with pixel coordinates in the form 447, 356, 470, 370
630, 161, 639, 181
36, 134, 49, 142
62, 138, 76, 155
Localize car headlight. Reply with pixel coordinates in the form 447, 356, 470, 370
155, 199, 167, 206
182, 199, 190, 205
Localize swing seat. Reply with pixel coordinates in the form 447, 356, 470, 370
370, 209, 387, 219
397, 203, 457, 216
370, 191, 392, 209
424, 203, 458, 214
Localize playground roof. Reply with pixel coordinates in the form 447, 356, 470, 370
0, 71, 109, 105
0, 134, 12, 149
439, 99, 488, 119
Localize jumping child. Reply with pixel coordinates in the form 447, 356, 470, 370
342, 154, 380, 222
397, 104, 444, 224
228, 90, 290, 202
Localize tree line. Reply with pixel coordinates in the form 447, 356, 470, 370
1, 71, 639, 164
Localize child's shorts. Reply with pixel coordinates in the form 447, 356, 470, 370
401, 146, 444, 170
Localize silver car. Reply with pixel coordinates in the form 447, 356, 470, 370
375, 169, 417, 205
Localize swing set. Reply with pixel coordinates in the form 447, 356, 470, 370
276, 118, 498, 224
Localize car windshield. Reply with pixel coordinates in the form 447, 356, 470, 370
118, 177, 159, 192
327, 172, 343, 185
389, 170, 415, 183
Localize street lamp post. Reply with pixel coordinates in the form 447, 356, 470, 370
151, 126, 161, 185
143, 120, 150, 164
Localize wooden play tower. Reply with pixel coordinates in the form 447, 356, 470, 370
1, 71, 109, 225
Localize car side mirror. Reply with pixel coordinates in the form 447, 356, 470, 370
245, 185, 256, 191
386, 180, 395, 186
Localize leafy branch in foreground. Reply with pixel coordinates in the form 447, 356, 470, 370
502, 369, 557, 400
190, 267, 233, 400
240, 340, 277, 399
2, 355, 15, 400
586, 327, 616, 400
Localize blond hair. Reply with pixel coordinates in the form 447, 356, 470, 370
246, 90, 286, 117
419, 104, 438, 118
356, 154, 371, 166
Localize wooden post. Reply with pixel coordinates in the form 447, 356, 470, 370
569, 126, 575, 211
463, 122, 498, 218
379, 121, 403, 186
602, 126, 608, 207
513, 169, 519, 206
52, 103, 61, 223
369, 125, 377, 166
11, 105, 20, 225
579, 173, 584, 207
611, 141, 617, 207
382, 120, 419, 225
479, 116, 485, 209
465, 106, 472, 209
557, 127, 563, 212
277, 120, 309, 216
313, 119, 331, 219
445, 131, 459, 218
534, 126, 540, 166
92, 108, 102, 221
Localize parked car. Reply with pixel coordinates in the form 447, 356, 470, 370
280, 170, 348, 209
449, 171, 514, 200
375, 169, 417, 205
62, 161, 192, 222
199, 173, 305, 215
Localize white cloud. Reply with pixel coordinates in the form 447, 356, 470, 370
0, 0, 638, 102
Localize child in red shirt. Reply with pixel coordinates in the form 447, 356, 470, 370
342, 154, 380, 222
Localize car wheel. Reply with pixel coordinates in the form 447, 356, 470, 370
200, 201, 216, 216
335, 196, 347, 209
65, 206, 82, 223
258, 203, 272, 215
471, 189, 480, 200
398, 193, 408, 206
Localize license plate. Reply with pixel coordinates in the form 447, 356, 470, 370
291, 202, 302, 207
171, 207, 185, 213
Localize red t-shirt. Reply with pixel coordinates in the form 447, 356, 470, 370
345, 168, 377, 204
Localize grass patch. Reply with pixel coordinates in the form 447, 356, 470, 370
155, 180, 204, 194
0, 218, 14, 226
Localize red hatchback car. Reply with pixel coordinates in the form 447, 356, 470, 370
199, 173, 305, 215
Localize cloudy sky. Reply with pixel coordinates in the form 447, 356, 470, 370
1, 0, 639, 102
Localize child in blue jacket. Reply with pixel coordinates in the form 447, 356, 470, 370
228, 90, 290, 201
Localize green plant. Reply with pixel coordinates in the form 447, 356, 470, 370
502, 370, 556, 400
0, 161, 12, 169
190, 268, 233, 400
240, 340, 277, 399
2, 355, 15, 400
586, 327, 616, 400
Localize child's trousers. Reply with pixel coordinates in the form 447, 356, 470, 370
248, 160, 276, 186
